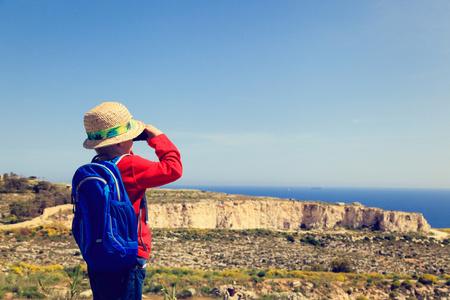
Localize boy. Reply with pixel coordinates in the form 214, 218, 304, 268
82, 102, 182, 300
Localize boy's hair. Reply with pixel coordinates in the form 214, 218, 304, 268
95, 144, 119, 155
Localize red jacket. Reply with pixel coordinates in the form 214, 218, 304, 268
116, 134, 182, 259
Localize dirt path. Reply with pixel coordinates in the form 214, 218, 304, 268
429, 228, 450, 240
0, 204, 73, 230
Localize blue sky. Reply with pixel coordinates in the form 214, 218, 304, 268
1, 1, 449, 188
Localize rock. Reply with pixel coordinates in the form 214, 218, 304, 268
280, 292, 306, 300
210, 285, 256, 300
79, 289, 93, 298
435, 287, 449, 295
187, 288, 196, 296
290, 280, 301, 288
304, 282, 314, 290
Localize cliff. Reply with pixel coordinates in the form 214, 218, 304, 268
0, 189, 430, 233
147, 196, 431, 232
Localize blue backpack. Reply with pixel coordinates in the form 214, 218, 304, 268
71, 155, 138, 272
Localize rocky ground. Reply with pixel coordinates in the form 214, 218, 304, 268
1, 189, 450, 299
150, 228, 450, 276
1, 221, 449, 276
1, 189, 449, 276
1, 225, 450, 299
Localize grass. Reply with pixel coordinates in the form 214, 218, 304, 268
0, 263, 84, 299
1, 262, 450, 299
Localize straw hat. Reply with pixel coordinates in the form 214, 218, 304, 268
83, 102, 145, 149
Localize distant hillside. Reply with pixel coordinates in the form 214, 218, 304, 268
0, 174, 431, 233
0, 172, 71, 224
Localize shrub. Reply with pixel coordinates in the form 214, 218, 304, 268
266, 270, 285, 277
286, 235, 295, 243
301, 235, 321, 246
330, 259, 354, 273
152, 284, 164, 293
20, 286, 46, 299
356, 296, 369, 300
311, 264, 326, 272
389, 291, 398, 298
0, 175, 29, 193
250, 275, 263, 284
391, 280, 401, 290
418, 274, 437, 285
401, 280, 414, 290
177, 289, 192, 299
257, 270, 266, 278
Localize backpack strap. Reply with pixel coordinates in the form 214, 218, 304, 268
111, 154, 149, 224
140, 194, 149, 224
112, 154, 129, 165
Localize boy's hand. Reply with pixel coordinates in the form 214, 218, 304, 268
144, 124, 163, 140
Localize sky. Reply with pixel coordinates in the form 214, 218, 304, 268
0, 0, 449, 189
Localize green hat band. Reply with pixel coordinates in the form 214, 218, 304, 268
87, 119, 135, 141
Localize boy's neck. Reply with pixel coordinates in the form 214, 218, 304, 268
95, 142, 133, 159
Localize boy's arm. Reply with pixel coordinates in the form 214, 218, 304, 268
131, 130, 183, 188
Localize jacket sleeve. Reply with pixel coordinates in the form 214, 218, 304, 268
130, 134, 183, 189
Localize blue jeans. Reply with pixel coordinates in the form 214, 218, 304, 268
88, 257, 147, 300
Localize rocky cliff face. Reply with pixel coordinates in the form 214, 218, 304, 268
148, 198, 430, 232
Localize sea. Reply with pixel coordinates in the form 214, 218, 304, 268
168, 185, 450, 229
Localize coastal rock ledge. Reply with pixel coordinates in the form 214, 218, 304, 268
148, 199, 431, 233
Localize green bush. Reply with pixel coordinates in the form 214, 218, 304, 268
389, 291, 398, 298
200, 286, 211, 294
177, 289, 192, 299
286, 235, 295, 243
152, 284, 164, 293
251, 275, 264, 284
401, 280, 414, 290
311, 264, 326, 272
356, 296, 369, 300
418, 274, 437, 285
391, 280, 401, 290
257, 270, 266, 278
301, 235, 321, 246
20, 286, 45, 299
0, 174, 29, 193
330, 259, 354, 273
